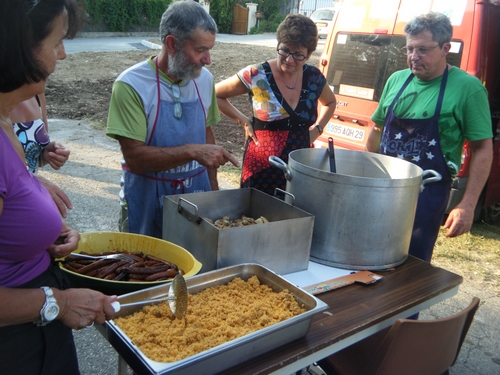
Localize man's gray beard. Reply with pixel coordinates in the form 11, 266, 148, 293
168, 50, 202, 81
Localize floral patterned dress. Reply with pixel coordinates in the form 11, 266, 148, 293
237, 61, 326, 195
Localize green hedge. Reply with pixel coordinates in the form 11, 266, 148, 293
77, 0, 286, 34
79, 0, 172, 32
210, 0, 286, 34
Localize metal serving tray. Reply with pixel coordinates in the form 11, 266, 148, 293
163, 188, 315, 274
105, 263, 328, 375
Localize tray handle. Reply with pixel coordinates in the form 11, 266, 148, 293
177, 197, 202, 224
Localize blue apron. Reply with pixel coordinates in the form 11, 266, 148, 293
379, 67, 452, 262
124, 65, 211, 238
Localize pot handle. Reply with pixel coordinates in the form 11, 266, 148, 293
268, 156, 292, 181
420, 169, 442, 192
274, 188, 295, 205
177, 197, 202, 224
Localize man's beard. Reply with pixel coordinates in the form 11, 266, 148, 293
168, 49, 203, 81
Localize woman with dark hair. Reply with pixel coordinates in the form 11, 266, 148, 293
216, 14, 337, 195
0, 1, 117, 374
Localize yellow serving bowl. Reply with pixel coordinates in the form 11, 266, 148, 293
59, 232, 202, 295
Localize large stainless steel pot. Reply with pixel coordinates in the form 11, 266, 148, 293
269, 149, 441, 270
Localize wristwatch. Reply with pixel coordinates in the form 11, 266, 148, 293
35, 287, 60, 326
315, 125, 323, 135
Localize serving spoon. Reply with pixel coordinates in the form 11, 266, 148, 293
111, 273, 188, 319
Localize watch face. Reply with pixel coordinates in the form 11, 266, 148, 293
45, 303, 60, 321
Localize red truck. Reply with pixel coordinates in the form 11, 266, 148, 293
315, 0, 500, 223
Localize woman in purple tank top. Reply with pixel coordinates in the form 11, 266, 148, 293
0, 1, 118, 374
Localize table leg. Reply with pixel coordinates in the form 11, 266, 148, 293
118, 355, 129, 375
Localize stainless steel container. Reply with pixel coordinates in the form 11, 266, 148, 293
105, 263, 328, 375
269, 148, 440, 270
162, 188, 314, 274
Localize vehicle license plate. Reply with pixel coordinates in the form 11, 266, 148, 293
326, 123, 365, 142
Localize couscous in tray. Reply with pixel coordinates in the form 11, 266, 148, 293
105, 263, 328, 375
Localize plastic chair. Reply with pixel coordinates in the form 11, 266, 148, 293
317, 297, 480, 375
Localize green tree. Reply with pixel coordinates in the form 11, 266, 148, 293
210, 0, 286, 34
210, 0, 234, 33
80, 0, 171, 32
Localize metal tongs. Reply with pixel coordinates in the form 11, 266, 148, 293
111, 273, 188, 319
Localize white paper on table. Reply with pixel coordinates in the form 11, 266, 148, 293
282, 261, 355, 289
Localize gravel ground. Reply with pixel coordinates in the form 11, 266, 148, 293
41, 119, 500, 375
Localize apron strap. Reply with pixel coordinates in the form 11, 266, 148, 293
121, 164, 206, 193
433, 66, 449, 118
389, 73, 414, 109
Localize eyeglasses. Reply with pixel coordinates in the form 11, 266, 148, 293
170, 84, 182, 120
401, 45, 440, 57
27, 0, 41, 13
277, 48, 307, 61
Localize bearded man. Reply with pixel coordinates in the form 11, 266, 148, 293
106, 0, 239, 238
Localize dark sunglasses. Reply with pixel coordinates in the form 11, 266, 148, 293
170, 84, 182, 120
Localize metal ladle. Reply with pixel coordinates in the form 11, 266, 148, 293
328, 137, 337, 173
111, 273, 188, 319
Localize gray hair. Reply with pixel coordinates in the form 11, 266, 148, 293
159, 1, 217, 45
404, 12, 453, 46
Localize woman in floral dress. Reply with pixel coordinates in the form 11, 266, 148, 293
216, 14, 336, 195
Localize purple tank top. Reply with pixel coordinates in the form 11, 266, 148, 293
0, 129, 62, 287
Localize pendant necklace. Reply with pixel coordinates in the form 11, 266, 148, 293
277, 61, 300, 90
281, 72, 299, 90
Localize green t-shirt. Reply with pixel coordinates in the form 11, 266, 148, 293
372, 67, 492, 175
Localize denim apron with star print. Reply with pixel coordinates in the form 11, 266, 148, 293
379, 67, 452, 261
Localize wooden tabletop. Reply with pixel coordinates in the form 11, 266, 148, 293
217, 256, 463, 374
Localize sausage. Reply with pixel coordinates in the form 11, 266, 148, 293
65, 255, 93, 264
76, 259, 116, 275
104, 273, 117, 280
62, 263, 79, 272
121, 265, 168, 275
113, 272, 127, 281
144, 268, 178, 281
116, 263, 131, 274
128, 273, 147, 280
144, 254, 173, 268
144, 260, 164, 267
95, 260, 129, 279
67, 261, 86, 269
124, 253, 144, 262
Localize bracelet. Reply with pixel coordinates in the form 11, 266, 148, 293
315, 125, 323, 135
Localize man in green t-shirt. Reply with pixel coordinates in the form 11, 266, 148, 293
366, 12, 493, 262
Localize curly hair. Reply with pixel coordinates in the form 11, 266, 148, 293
276, 14, 318, 54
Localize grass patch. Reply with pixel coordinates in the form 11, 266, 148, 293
432, 221, 500, 290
